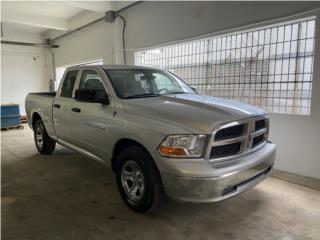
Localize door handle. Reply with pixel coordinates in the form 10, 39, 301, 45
53, 104, 61, 108
72, 107, 81, 113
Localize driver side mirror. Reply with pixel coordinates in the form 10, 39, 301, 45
75, 89, 110, 105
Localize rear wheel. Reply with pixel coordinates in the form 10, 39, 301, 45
34, 119, 56, 154
115, 145, 164, 213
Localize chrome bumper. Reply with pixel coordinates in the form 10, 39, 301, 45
160, 142, 276, 203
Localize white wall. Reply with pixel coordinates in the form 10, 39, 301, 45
48, 2, 320, 178
122, 2, 320, 63
47, 11, 115, 67
1, 29, 51, 115
52, 20, 114, 67
271, 11, 320, 179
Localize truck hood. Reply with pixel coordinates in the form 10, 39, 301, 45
123, 94, 266, 133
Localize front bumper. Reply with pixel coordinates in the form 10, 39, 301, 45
160, 142, 276, 203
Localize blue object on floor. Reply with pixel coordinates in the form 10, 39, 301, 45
1, 104, 21, 129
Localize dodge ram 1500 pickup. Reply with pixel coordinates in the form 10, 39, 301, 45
26, 65, 276, 213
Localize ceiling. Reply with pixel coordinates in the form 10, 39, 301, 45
1, 1, 122, 33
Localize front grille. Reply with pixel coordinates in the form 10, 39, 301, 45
210, 142, 241, 158
255, 119, 266, 131
209, 116, 269, 161
252, 134, 264, 148
214, 124, 245, 140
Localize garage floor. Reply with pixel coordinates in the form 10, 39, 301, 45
2, 125, 320, 240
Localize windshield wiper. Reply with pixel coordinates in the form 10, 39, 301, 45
123, 93, 160, 99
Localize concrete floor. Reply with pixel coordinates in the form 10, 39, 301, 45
2, 125, 320, 240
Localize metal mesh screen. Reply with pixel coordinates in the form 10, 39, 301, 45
135, 17, 316, 115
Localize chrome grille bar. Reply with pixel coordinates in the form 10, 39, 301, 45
212, 135, 248, 147
253, 128, 267, 137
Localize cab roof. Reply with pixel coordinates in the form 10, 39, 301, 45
66, 64, 161, 71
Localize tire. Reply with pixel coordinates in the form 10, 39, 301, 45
34, 119, 56, 155
115, 145, 164, 213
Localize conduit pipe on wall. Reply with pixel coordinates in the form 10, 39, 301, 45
52, 1, 143, 42
1, 40, 59, 48
48, 48, 57, 92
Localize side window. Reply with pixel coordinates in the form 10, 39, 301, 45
60, 70, 78, 98
79, 70, 105, 91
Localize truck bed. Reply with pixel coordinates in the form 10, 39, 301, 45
25, 92, 56, 137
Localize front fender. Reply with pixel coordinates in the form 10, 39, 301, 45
109, 111, 190, 172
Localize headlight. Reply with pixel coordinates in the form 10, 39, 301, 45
158, 135, 208, 158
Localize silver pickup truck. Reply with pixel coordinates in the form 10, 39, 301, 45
26, 65, 276, 213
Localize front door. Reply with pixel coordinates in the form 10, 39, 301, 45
69, 69, 115, 162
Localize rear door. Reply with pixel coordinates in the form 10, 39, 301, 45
53, 70, 79, 142
69, 68, 115, 161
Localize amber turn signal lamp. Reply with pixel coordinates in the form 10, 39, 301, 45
159, 146, 187, 156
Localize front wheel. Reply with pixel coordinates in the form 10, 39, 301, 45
34, 120, 56, 154
115, 145, 164, 213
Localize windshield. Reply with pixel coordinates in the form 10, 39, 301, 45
105, 69, 195, 99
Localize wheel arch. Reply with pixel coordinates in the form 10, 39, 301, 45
111, 138, 162, 183
31, 112, 42, 128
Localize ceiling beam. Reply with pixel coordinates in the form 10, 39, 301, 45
2, 9, 69, 31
